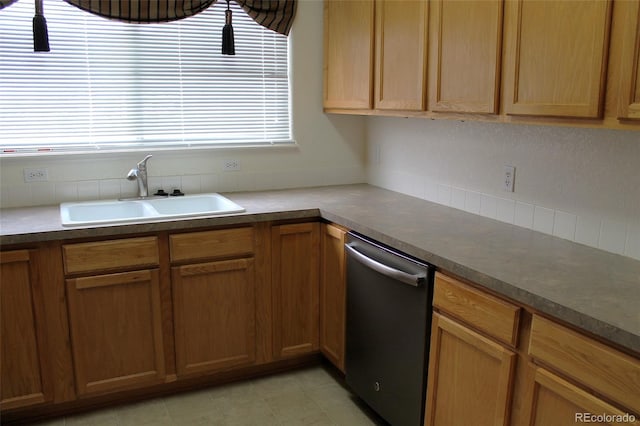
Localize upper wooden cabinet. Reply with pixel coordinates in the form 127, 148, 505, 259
428, 0, 503, 113
323, 0, 375, 109
374, 0, 428, 110
502, 0, 613, 118
618, 0, 640, 119
0, 250, 52, 410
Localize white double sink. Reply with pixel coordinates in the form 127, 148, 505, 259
60, 193, 245, 226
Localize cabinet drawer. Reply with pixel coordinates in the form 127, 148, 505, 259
170, 227, 254, 262
529, 315, 640, 414
63, 237, 159, 275
433, 272, 520, 346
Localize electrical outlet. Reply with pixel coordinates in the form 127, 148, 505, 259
223, 160, 241, 171
23, 168, 49, 182
503, 165, 515, 192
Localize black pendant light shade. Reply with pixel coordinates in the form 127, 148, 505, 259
222, 0, 235, 55
33, 0, 50, 52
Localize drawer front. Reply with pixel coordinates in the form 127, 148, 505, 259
170, 227, 254, 262
433, 272, 520, 346
529, 315, 640, 414
63, 237, 159, 274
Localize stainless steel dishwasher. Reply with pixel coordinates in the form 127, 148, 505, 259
345, 232, 434, 426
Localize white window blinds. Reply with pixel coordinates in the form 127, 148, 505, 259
0, 0, 292, 154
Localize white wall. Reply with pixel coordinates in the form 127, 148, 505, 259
0, 0, 366, 208
367, 117, 640, 260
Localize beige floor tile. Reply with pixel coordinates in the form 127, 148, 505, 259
292, 366, 338, 390
64, 408, 119, 426
115, 397, 174, 426
163, 387, 220, 422
303, 382, 355, 411
265, 390, 325, 423
223, 399, 280, 426
208, 379, 263, 405
251, 373, 304, 399
322, 400, 382, 426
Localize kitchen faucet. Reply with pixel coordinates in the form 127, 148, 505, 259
126, 154, 153, 198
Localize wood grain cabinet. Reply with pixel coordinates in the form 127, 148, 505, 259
524, 315, 640, 423
428, 0, 503, 114
170, 228, 257, 377
502, 0, 613, 118
63, 238, 166, 396
425, 273, 519, 426
271, 222, 320, 359
319, 223, 347, 372
618, 0, 640, 120
374, 0, 428, 111
323, 0, 375, 109
0, 250, 52, 410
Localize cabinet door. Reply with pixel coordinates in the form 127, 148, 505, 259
425, 313, 516, 426
428, 0, 503, 113
0, 250, 51, 410
374, 0, 428, 111
323, 0, 374, 109
319, 223, 347, 372
172, 258, 256, 376
66, 269, 165, 396
525, 367, 640, 426
618, 0, 640, 119
503, 0, 612, 118
272, 222, 320, 359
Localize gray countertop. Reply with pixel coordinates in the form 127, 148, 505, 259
1, 184, 639, 353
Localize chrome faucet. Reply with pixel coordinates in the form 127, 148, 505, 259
126, 154, 152, 198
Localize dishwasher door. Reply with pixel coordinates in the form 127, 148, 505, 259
345, 233, 433, 426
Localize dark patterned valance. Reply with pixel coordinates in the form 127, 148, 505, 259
0, 0, 296, 35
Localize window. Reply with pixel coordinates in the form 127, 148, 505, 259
0, 0, 292, 154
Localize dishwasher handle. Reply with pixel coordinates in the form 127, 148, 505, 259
345, 243, 426, 287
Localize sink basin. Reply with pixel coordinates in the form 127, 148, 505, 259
60, 194, 245, 226
147, 194, 244, 216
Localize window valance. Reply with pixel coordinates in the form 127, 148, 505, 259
0, 0, 296, 35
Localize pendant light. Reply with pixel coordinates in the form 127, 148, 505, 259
33, 0, 49, 52
222, 0, 235, 55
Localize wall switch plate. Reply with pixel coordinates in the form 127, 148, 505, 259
223, 160, 241, 171
23, 168, 49, 182
503, 165, 515, 192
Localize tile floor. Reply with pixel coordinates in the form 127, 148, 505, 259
29, 364, 386, 426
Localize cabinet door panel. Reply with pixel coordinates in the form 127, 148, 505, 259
172, 258, 256, 376
272, 223, 320, 358
618, 0, 640, 119
375, 0, 428, 110
1, 250, 50, 410
503, 0, 612, 118
66, 269, 165, 396
425, 313, 516, 426
323, 0, 374, 109
429, 0, 502, 113
526, 368, 640, 426
319, 223, 347, 372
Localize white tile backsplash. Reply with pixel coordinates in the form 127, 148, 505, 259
533, 206, 555, 234
552, 210, 577, 240
496, 197, 516, 224
599, 220, 627, 255
367, 167, 640, 260
514, 202, 535, 229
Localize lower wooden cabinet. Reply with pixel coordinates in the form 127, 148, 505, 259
0, 250, 52, 410
425, 312, 516, 426
271, 222, 320, 359
172, 258, 256, 376
427, 272, 640, 426
319, 223, 347, 372
65, 269, 166, 396
525, 367, 639, 426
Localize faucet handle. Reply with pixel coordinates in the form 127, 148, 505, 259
137, 154, 153, 169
